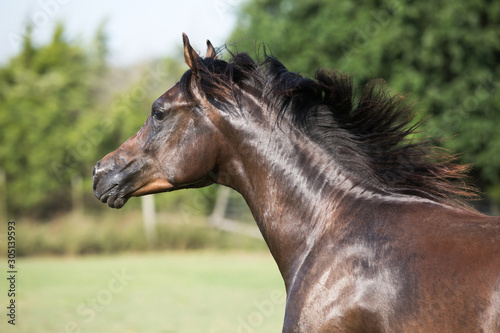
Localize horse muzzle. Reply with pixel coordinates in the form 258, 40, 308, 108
92, 160, 133, 209
93, 156, 176, 208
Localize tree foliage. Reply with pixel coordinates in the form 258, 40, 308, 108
0, 22, 202, 217
0, 23, 114, 216
230, 0, 500, 203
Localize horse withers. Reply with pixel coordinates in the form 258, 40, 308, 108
93, 34, 500, 332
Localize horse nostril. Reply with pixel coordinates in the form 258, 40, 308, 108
92, 162, 101, 190
93, 161, 101, 176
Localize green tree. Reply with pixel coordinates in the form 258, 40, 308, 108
231, 0, 500, 205
0, 23, 113, 216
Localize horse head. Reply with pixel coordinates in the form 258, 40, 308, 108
92, 34, 223, 208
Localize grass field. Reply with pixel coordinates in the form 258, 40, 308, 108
2, 252, 286, 333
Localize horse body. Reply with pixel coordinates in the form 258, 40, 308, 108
93, 35, 500, 332
280, 201, 500, 332
221, 110, 500, 331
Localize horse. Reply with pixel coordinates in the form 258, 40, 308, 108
92, 34, 500, 332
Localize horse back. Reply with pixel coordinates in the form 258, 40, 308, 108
394, 202, 500, 332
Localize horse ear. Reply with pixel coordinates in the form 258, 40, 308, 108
182, 33, 200, 76
206, 39, 218, 59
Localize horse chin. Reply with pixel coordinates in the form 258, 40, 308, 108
108, 196, 129, 209
100, 190, 130, 209
130, 179, 175, 197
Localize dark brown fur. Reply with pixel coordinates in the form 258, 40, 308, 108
93, 35, 500, 332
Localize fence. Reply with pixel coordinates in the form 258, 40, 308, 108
208, 186, 262, 239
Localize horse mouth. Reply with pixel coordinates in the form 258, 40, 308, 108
95, 184, 131, 209
94, 179, 175, 209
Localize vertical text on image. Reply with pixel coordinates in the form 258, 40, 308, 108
6, 220, 17, 326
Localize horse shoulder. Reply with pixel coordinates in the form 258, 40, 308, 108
283, 202, 500, 332
282, 236, 403, 332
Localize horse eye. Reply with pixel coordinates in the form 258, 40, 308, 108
152, 107, 166, 121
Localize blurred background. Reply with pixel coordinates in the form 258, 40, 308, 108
0, 0, 499, 332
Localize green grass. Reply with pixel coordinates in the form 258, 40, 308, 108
2, 252, 286, 333
15, 211, 267, 256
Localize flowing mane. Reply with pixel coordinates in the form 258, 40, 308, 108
179, 50, 477, 207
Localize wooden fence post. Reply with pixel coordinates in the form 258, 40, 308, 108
141, 195, 157, 245
71, 174, 84, 213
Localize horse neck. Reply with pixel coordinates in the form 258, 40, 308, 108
216, 107, 363, 287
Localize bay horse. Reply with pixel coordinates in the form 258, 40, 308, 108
93, 34, 500, 332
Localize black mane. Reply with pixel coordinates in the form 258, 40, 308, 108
179, 51, 477, 207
